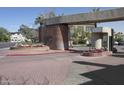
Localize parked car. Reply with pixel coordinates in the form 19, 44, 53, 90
118, 41, 124, 45
113, 47, 117, 53
114, 41, 118, 45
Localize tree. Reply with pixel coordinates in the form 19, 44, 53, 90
45, 11, 56, 18
0, 27, 10, 42
92, 8, 100, 13
91, 8, 101, 27
71, 26, 92, 44
18, 25, 32, 39
72, 27, 81, 44
114, 32, 124, 42
58, 13, 64, 17
18, 24, 38, 42
35, 11, 56, 26
35, 11, 64, 26
35, 14, 45, 25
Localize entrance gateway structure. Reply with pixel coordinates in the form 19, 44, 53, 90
91, 27, 113, 51
39, 8, 124, 50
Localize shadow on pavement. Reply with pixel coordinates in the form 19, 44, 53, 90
73, 61, 124, 85
69, 49, 84, 53
112, 52, 124, 58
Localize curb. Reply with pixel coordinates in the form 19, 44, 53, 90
6, 51, 69, 56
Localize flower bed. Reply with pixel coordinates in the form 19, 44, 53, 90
81, 49, 112, 57
10, 43, 49, 51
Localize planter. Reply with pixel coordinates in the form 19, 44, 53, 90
81, 49, 112, 57
10, 44, 49, 51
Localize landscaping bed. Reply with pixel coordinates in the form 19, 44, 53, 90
81, 49, 112, 57
10, 43, 49, 51
6, 43, 68, 56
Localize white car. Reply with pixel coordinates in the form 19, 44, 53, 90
114, 41, 118, 45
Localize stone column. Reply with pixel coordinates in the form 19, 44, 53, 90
95, 38, 102, 49
91, 33, 102, 49
41, 24, 69, 50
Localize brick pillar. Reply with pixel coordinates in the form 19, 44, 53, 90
42, 24, 69, 50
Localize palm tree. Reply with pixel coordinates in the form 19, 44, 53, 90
35, 14, 45, 26
92, 8, 101, 27
34, 14, 45, 43
92, 8, 100, 12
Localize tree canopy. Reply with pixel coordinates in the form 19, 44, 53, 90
18, 24, 38, 42
34, 11, 64, 26
0, 27, 10, 42
91, 8, 101, 27
92, 8, 101, 13
71, 26, 91, 44
35, 11, 56, 25
114, 32, 124, 42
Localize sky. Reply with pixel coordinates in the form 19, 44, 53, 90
0, 7, 124, 32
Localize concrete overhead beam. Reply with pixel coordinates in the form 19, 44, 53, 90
44, 8, 124, 26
